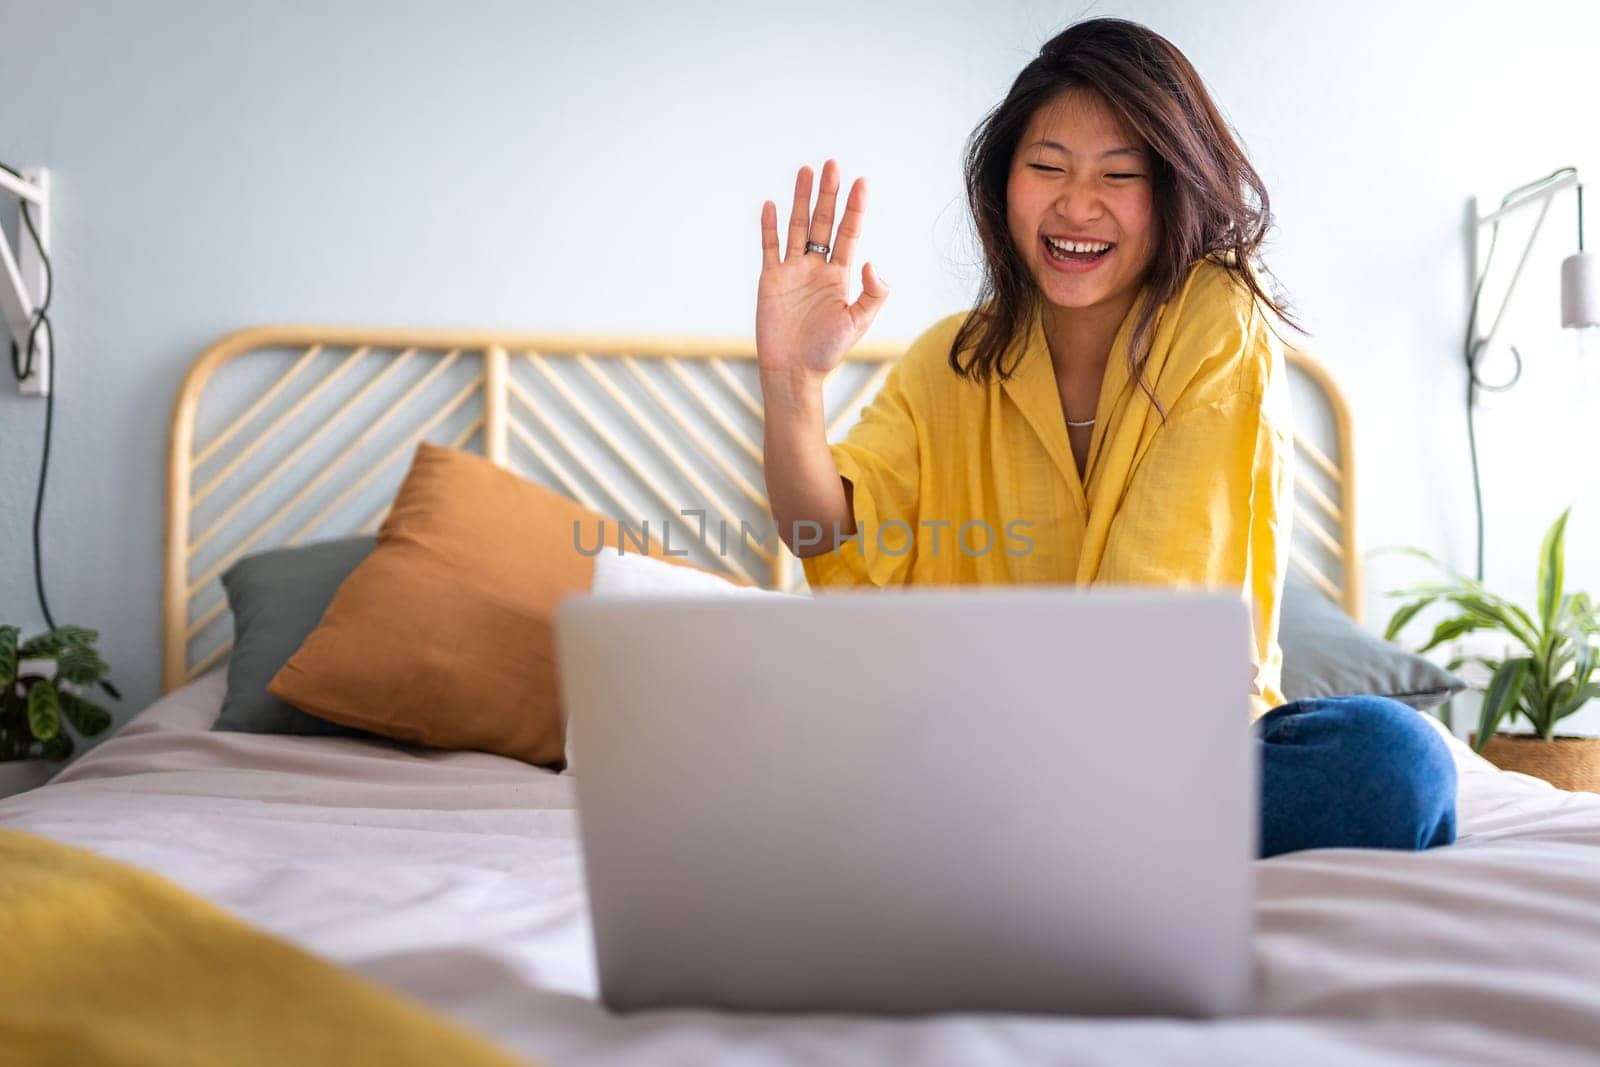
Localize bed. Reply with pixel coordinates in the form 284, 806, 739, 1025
4, 327, 1599, 1065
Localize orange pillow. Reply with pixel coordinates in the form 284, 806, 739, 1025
267, 442, 697, 768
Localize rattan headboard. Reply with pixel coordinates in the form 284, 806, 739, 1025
164, 328, 1359, 692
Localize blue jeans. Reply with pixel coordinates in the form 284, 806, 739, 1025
1257, 695, 1458, 858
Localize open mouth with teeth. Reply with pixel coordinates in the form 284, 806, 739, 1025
1042, 236, 1115, 264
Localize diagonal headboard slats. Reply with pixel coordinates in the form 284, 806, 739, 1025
165, 327, 1358, 692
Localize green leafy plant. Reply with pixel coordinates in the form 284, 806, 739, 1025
0, 625, 120, 763
1384, 509, 1600, 752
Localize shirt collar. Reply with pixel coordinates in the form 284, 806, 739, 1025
998, 294, 1146, 504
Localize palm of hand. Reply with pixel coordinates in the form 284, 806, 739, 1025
757, 269, 863, 377
756, 159, 889, 383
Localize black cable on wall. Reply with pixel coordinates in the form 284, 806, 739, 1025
1, 157, 59, 630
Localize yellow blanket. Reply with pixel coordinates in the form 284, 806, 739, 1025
0, 830, 529, 1067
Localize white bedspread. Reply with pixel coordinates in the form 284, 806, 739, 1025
3, 674, 1598, 1066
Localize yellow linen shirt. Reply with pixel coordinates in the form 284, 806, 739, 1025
799, 257, 1293, 721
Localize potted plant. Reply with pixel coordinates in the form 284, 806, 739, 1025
0, 625, 119, 795
1385, 509, 1600, 792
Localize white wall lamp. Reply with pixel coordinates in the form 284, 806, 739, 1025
0, 165, 50, 397
1465, 166, 1600, 581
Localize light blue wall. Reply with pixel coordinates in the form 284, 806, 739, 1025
3, 0, 1598, 740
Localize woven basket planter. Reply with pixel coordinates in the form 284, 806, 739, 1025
1471, 734, 1600, 794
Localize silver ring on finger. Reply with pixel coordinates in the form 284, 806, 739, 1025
805, 241, 831, 255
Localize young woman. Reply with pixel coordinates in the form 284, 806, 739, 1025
756, 18, 1457, 858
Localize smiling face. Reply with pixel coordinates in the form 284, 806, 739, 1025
1006, 88, 1158, 323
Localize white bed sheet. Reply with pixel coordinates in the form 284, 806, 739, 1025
3, 674, 1599, 1066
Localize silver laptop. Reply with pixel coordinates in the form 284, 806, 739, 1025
554, 586, 1257, 1017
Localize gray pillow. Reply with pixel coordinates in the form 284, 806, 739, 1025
213, 537, 378, 736
1278, 567, 1465, 710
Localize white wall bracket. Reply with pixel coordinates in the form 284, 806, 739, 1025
1469, 169, 1579, 368
0, 166, 51, 397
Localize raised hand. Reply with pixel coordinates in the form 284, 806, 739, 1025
756, 160, 890, 388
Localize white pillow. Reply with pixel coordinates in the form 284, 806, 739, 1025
589, 550, 795, 600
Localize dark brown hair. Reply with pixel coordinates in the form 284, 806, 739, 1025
951, 17, 1298, 393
